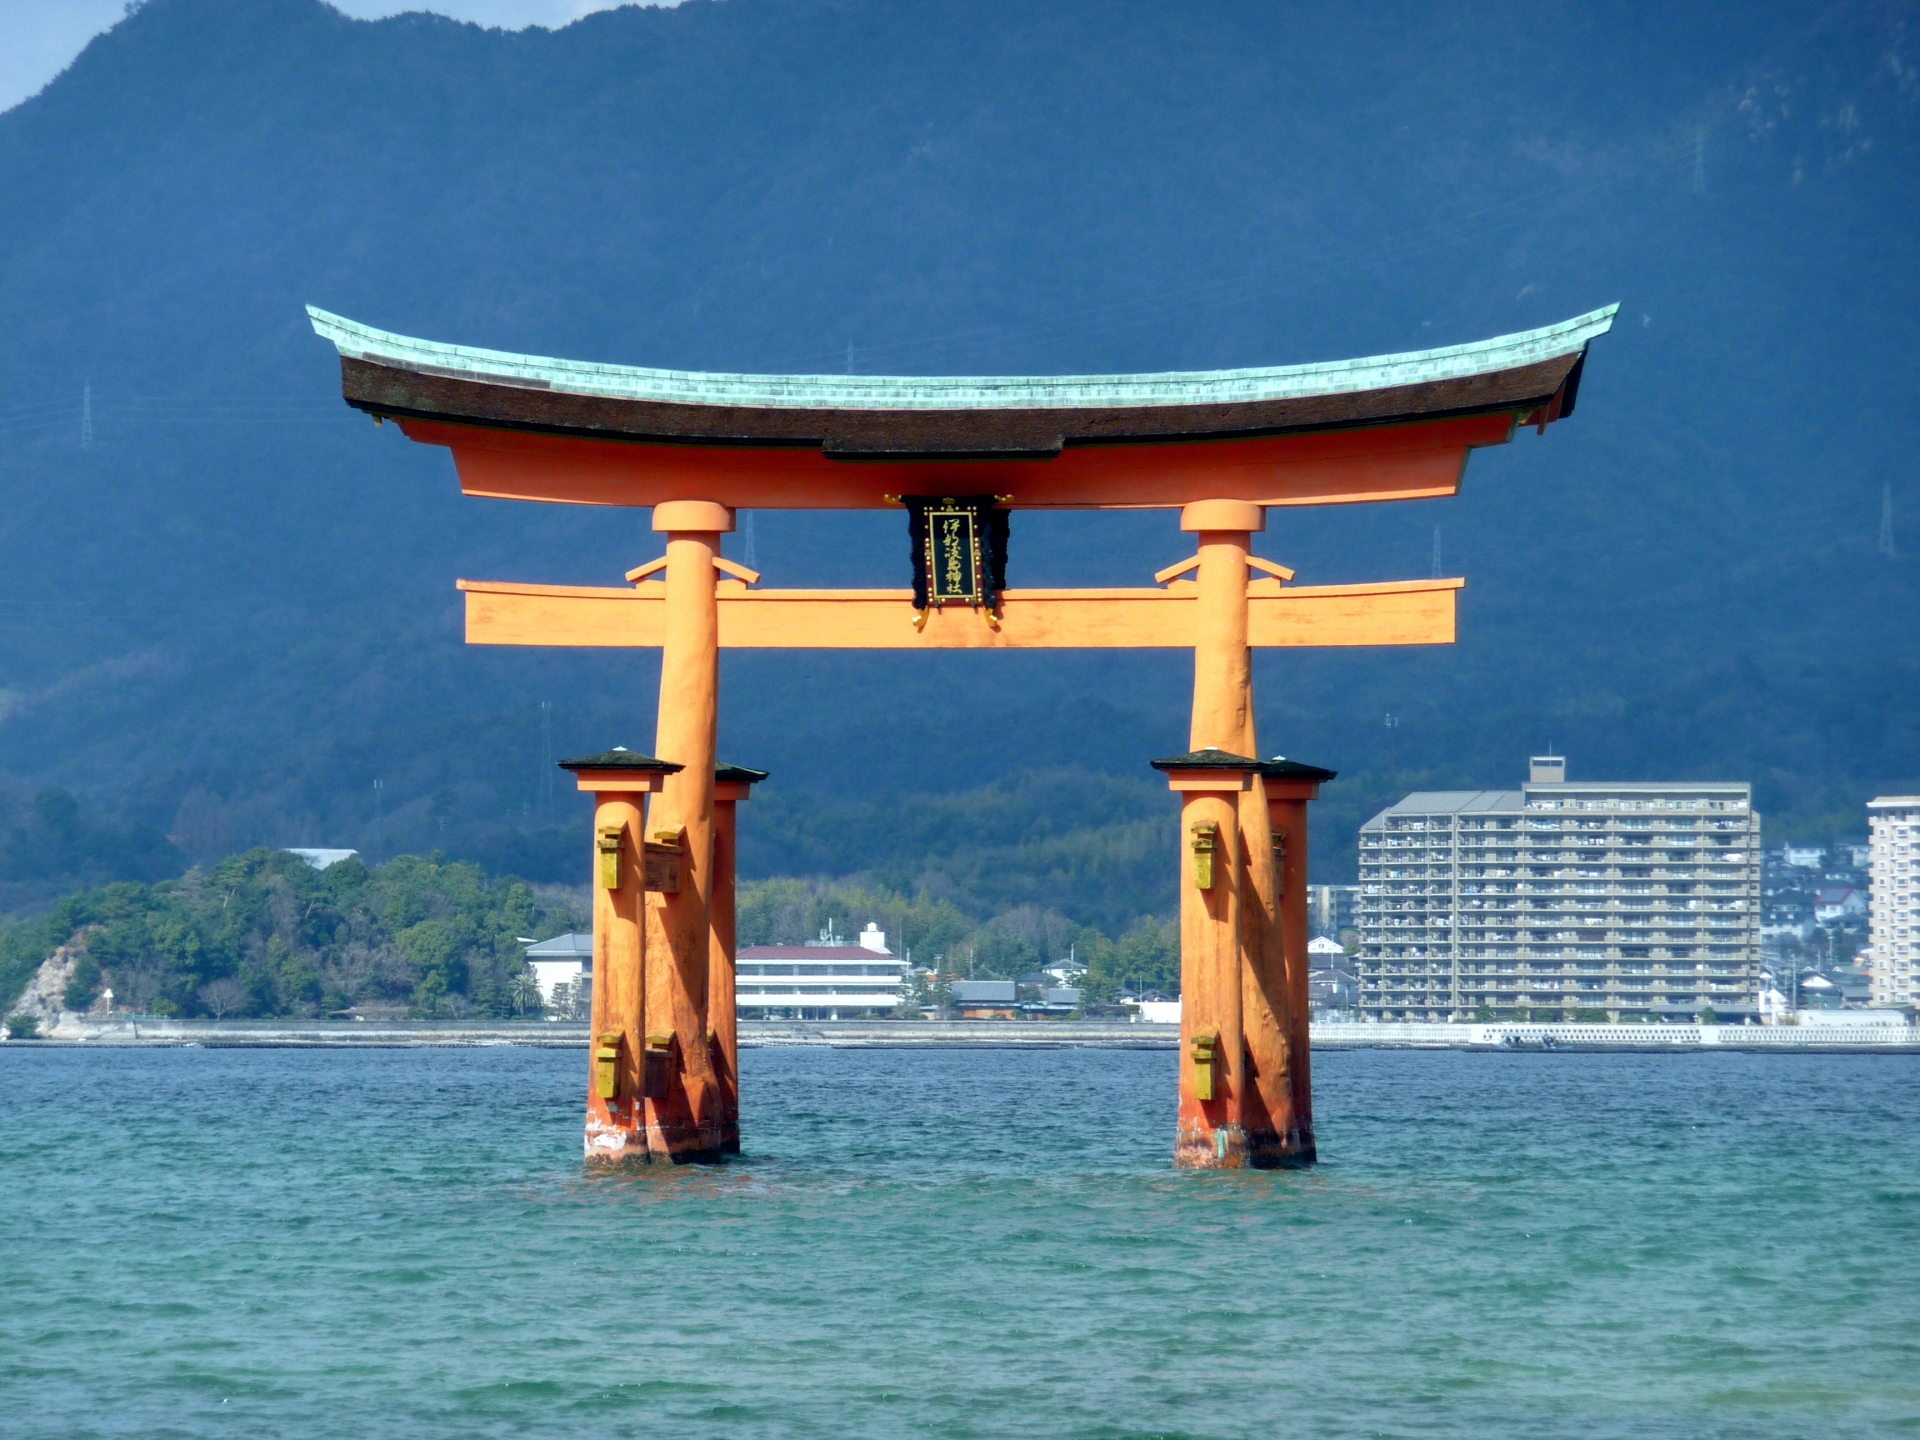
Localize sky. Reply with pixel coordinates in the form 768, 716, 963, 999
0, 0, 661, 113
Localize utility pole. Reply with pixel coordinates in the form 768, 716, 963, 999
80, 382, 92, 450
1431, 525, 1442, 579
1880, 483, 1896, 558
741, 510, 757, 571
1384, 712, 1399, 775
372, 778, 383, 851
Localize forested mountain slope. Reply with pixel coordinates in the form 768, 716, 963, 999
0, 0, 1914, 911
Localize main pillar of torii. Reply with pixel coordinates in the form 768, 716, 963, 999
308, 300, 1613, 1167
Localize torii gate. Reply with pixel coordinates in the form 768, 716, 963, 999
310, 302, 1614, 1169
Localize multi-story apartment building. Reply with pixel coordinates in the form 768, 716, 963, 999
1866, 797, 1920, 1008
1357, 757, 1761, 1022
1307, 883, 1361, 940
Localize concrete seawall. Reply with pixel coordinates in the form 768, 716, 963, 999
5, 1017, 1916, 1053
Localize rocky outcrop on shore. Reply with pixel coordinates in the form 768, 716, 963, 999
2, 943, 85, 1040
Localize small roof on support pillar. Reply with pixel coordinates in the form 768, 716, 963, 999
558, 748, 682, 772
1151, 747, 1263, 771
715, 763, 769, 784
1258, 755, 1338, 783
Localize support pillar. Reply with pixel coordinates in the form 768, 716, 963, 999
1239, 774, 1305, 1164
558, 751, 679, 1165
1156, 755, 1256, 1166
709, 763, 767, 1156
1162, 499, 1317, 1167
1263, 764, 1333, 1155
644, 499, 732, 1161
1184, 499, 1261, 757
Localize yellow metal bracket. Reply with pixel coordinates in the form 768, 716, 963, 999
596, 825, 623, 889
1190, 822, 1220, 890
642, 1034, 675, 1099
594, 1033, 620, 1099
1191, 1030, 1219, 1102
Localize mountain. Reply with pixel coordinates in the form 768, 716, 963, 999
0, 0, 1915, 918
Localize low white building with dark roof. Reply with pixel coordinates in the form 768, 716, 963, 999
736, 922, 906, 1019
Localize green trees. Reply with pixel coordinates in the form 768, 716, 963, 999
0, 849, 582, 1020
0, 848, 1190, 1020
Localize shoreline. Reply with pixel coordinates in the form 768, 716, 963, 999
4, 1017, 1915, 1053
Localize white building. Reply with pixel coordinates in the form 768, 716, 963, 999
735, 922, 906, 1019
1867, 798, 1920, 1008
1813, 886, 1867, 925
1356, 755, 1761, 1022
284, 848, 359, 870
524, 933, 593, 1009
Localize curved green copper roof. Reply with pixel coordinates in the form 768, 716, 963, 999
307, 304, 1616, 414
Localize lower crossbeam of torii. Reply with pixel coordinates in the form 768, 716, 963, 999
310, 301, 1614, 1168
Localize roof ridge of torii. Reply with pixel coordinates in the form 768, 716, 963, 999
308, 304, 1613, 474
308, 304, 1616, 413
310, 303, 1615, 1170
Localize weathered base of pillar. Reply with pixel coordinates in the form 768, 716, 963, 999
583, 1123, 652, 1165
719, 1128, 740, 1156
1246, 1126, 1317, 1168
644, 1125, 727, 1164
1174, 1120, 1250, 1169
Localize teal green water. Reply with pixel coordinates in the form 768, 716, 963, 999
2, 1047, 1917, 1438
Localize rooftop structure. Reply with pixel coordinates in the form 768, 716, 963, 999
1867, 798, 1920, 1008
1357, 758, 1760, 1022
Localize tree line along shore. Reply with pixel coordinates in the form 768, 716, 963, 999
1, 848, 1180, 1028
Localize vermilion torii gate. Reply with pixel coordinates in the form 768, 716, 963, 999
310, 303, 1614, 1169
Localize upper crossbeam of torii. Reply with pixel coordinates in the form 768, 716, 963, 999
311, 302, 1614, 1171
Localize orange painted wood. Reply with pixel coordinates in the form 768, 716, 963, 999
1189, 528, 1253, 752
709, 796, 741, 1155
458, 578, 1461, 650
396, 412, 1513, 510
1175, 788, 1246, 1169
1237, 781, 1303, 1164
1267, 794, 1316, 1142
641, 527, 725, 1161
584, 791, 648, 1164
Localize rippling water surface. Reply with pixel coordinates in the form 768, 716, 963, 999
3, 1045, 1917, 1438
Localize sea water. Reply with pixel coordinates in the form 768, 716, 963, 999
2, 1046, 1916, 1438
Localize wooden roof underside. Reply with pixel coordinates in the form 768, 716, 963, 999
339, 351, 1587, 458
312, 305, 1614, 460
